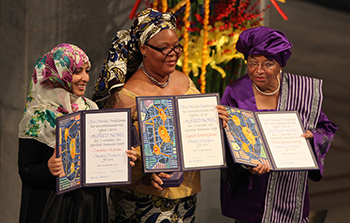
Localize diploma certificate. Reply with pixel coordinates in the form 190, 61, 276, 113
56, 108, 132, 194
224, 107, 319, 171
136, 93, 226, 173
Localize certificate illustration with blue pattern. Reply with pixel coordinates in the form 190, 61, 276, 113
137, 94, 226, 174
56, 109, 132, 194
224, 107, 319, 171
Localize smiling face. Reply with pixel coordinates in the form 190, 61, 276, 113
71, 62, 90, 96
140, 29, 181, 78
247, 55, 282, 92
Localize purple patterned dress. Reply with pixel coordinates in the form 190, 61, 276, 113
220, 73, 337, 223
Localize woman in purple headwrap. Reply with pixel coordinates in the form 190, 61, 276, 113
220, 26, 337, 223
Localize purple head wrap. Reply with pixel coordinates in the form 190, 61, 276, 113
236, 26, 293, 67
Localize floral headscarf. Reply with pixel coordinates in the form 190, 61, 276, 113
18, 43, 98, 148
92, 8, 177, 107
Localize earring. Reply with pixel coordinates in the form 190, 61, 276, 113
280, 70, 282, 74
143, 54, 146, 57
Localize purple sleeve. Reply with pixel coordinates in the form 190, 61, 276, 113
220, 74, 258, 112
221, 84, 238, 107
221, 76, 257, 200
308, 111, 337, 181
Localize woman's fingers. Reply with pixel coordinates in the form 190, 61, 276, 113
48, 154, 63, 176
301, 130, 314, 139
126, 147, 137, 167
150, 172, 170, 191
216, 105, 229, 128
248, 163, 270, 175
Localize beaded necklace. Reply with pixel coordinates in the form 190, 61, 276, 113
141, 65, 169, 88
253, 76, 280, 96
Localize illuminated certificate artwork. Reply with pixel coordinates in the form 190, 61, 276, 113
56, 109, 132, 194
57, 113, 82, 192
225, 108, 271, 168
137, 93, 226, 173
224, 107, 319, 171
138, 97, 179, 171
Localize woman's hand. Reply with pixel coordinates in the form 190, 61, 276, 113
141, 172, 170, 191
216, 105, 229, 128
302, 130, 314, 139
151, 172, 170, 191
126, 147, 137, 167
48, 147, 64, 177
245, 163, 270, 175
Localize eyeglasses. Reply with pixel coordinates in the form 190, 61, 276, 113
247, 60, 276, 70
144, 43, 183, 55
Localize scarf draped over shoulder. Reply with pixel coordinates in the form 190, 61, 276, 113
18, 43, 98, 148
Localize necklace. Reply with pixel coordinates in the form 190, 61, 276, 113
253, 75, 280, 96
141, 65, 169, 88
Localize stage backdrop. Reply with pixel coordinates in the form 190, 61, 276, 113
1, 1, 349, 223
0, 1, 235, 222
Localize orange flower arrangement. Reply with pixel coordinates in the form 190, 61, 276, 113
139, 0, 287, 95
200, 0, 210, 93
182, 0, 190, 76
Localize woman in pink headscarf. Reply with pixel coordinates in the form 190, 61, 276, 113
18, 43, 136, 223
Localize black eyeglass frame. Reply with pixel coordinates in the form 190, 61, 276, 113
144, 43, 183, 55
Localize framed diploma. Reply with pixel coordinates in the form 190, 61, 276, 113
136, 93, 226, 174
224, 107, 319, 171
55, 108, 132, 194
